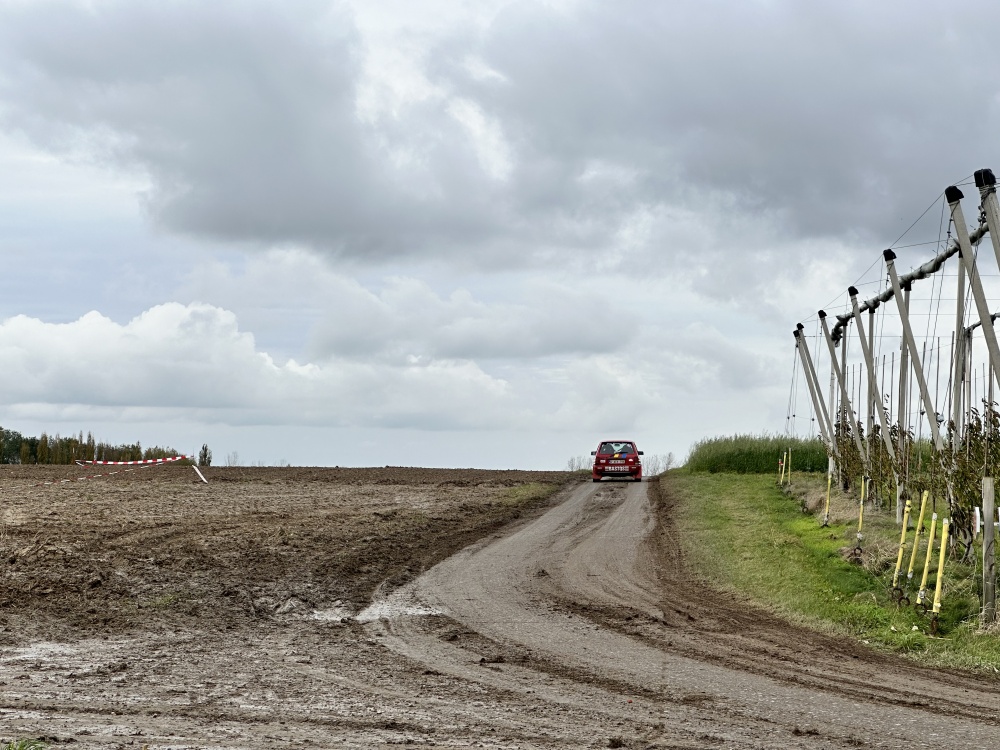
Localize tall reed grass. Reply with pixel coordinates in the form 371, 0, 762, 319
685, 434, 827, 473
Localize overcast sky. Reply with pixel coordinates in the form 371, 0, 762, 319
1, 0, 999, 468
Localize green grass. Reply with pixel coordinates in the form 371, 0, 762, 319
2, 740, 49, 750
685, 434, 827, 474
500, 482, 562, 505
668, 470, 1000, 671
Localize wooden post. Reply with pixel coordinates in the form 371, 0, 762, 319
984, 478, 996, 625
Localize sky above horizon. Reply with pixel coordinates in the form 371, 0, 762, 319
1, 0, 1000, 469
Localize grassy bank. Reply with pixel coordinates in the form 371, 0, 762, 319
667, 470, 1000, 671
685, 434, 826, 474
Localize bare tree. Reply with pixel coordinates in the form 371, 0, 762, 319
643, 452, 676, 476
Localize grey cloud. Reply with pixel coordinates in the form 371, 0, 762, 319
460, 0, 997, 244
3, 0, 998, 276
650, 322, 778, 393
307, 277, 636, 361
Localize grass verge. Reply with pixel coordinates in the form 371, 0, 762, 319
668, 470, 1000, 672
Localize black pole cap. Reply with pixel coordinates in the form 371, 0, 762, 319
883, 249, 896, 261
975, 169, 996, 188
945, 185, 964, 203
796, 323, 805, 331
818, 310, 827, 319
793, 328, 801, 338
847, 285, 859, 297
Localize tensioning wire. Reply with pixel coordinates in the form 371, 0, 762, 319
889, 191, 946, 250
786, 345, 799, 435
812, 177, 972, 320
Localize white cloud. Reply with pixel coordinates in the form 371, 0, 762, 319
447, 98, 513, 181
0, 303, 517, 430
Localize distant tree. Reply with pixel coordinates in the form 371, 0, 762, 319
642, 452, 677, 476
0, 428, 182, 464
198, 443, 212, 466
0, 428, 24, 463
143, 445, 179, 460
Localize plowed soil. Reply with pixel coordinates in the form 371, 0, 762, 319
3, 467, 1000, 749
0, 465, 572, 645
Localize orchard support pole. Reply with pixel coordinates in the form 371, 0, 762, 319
947, 187, 1000, 397
823, 471, 832, 527
907, 491, 929, 586
819, 311, 868, 467
931, 518, 948, 631
976, 168, 1000, 277
867, 307, 876, 435
896, 282, 911, 525
917, 513, 938, 609
892, 499, 913, 595
853, 479, 866, 558
952, 251, 967, 442
794, 326, 838, 455
848, 290, 896, 463
984, 478, 996, 625
884, 250, 944, 451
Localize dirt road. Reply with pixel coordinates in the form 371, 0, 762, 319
369, 478, 1000, 748
4, 470, 1000, 748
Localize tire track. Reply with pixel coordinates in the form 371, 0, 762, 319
367, 476, 1000, 748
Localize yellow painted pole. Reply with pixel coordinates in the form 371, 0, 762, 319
932, 518, 950, 615
906, 491, 929, 583
788, 449, 792, 486
917, 513, 938, 606
892, 499, 913, 589
823, 471, 832, 525
933, 518, 948, 614
854, 477, 866, 551
779, 451, 786, 485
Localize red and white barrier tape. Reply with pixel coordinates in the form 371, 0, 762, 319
35, 455, 208, 486
78, 455, 189, 466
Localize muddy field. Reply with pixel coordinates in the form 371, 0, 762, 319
4, 466, 1000, 749
0, 465, 573, 645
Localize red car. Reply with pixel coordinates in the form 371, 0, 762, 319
591, 440, 643, 482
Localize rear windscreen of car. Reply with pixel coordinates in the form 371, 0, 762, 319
599, 443, 634, 455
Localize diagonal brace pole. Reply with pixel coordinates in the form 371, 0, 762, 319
884, 250, 944, 451
819, 311, 868, 468
848, 289, 896, 463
